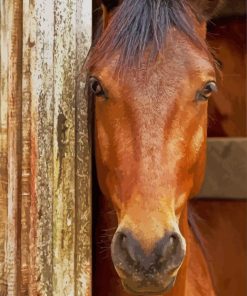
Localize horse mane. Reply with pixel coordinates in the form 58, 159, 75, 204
87, 0, 206, 71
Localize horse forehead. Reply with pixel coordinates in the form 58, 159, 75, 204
98, 38, 211, 93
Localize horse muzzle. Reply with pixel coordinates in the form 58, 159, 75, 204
111, 229, 186, 295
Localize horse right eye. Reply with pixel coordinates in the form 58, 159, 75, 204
196, 81, 217, 101
89, 77, 106, 97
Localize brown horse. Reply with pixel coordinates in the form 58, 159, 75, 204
87, 0, 246, 295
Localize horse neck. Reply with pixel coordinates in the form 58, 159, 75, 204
168, 203, 216, 296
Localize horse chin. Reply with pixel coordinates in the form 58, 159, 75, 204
121, 276, 176, 296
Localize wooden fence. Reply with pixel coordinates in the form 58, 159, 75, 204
0, 0, 92, 295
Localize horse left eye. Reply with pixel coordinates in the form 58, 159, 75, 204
89, 77, 106, 97
196, 81, 217, 101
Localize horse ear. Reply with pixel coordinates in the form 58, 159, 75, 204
101, 0, 119, 29
190, 0, 223, 20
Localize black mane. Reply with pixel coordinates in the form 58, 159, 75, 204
88, 0, 205, 70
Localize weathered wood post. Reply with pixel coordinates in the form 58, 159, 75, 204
0, 0, 92, 295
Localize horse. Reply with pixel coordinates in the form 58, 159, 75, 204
86, 0, 246, 295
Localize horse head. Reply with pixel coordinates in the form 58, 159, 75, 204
87, 0, 220, 294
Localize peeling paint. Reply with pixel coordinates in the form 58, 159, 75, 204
57, 111, 68, 183
0, 0, 92, 295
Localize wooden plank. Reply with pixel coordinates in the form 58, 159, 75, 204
21, 0, 32, 294
0, 1, 9, 294
52, 0, 77, 294
28, 1, 38, 294
198, 138, 247, 199
75, 1, 92, 296
34, 0, 55, 294
6, 0, 23, 294
21, 0, 38, 295
32, 0, 92, 294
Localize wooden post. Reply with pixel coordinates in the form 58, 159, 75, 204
0, 0, 92, 295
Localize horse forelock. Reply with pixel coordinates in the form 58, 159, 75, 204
87, 0, 208, 72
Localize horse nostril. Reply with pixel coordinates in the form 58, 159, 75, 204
157, 232, 184, 271
119, 233, 136, 261
167, 233, 180, 252
119, 233, 127, 248
114, 231, 139, 265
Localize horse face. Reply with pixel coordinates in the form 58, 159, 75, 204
90, 30, 215, 293
88, 1, 217, 294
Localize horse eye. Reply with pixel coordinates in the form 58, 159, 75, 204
89, 77, 105, 97
196, 81, 217, 101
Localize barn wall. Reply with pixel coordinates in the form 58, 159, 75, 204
0, 0, 92, 295
198, 138, 247, 199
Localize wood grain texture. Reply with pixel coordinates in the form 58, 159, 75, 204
0, 0, 92, 295
35, 0, 55, 294
75, 1, 92, 295
52, 0, 77, 294
7, 0, 23, 294
0, 1, 9, 294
